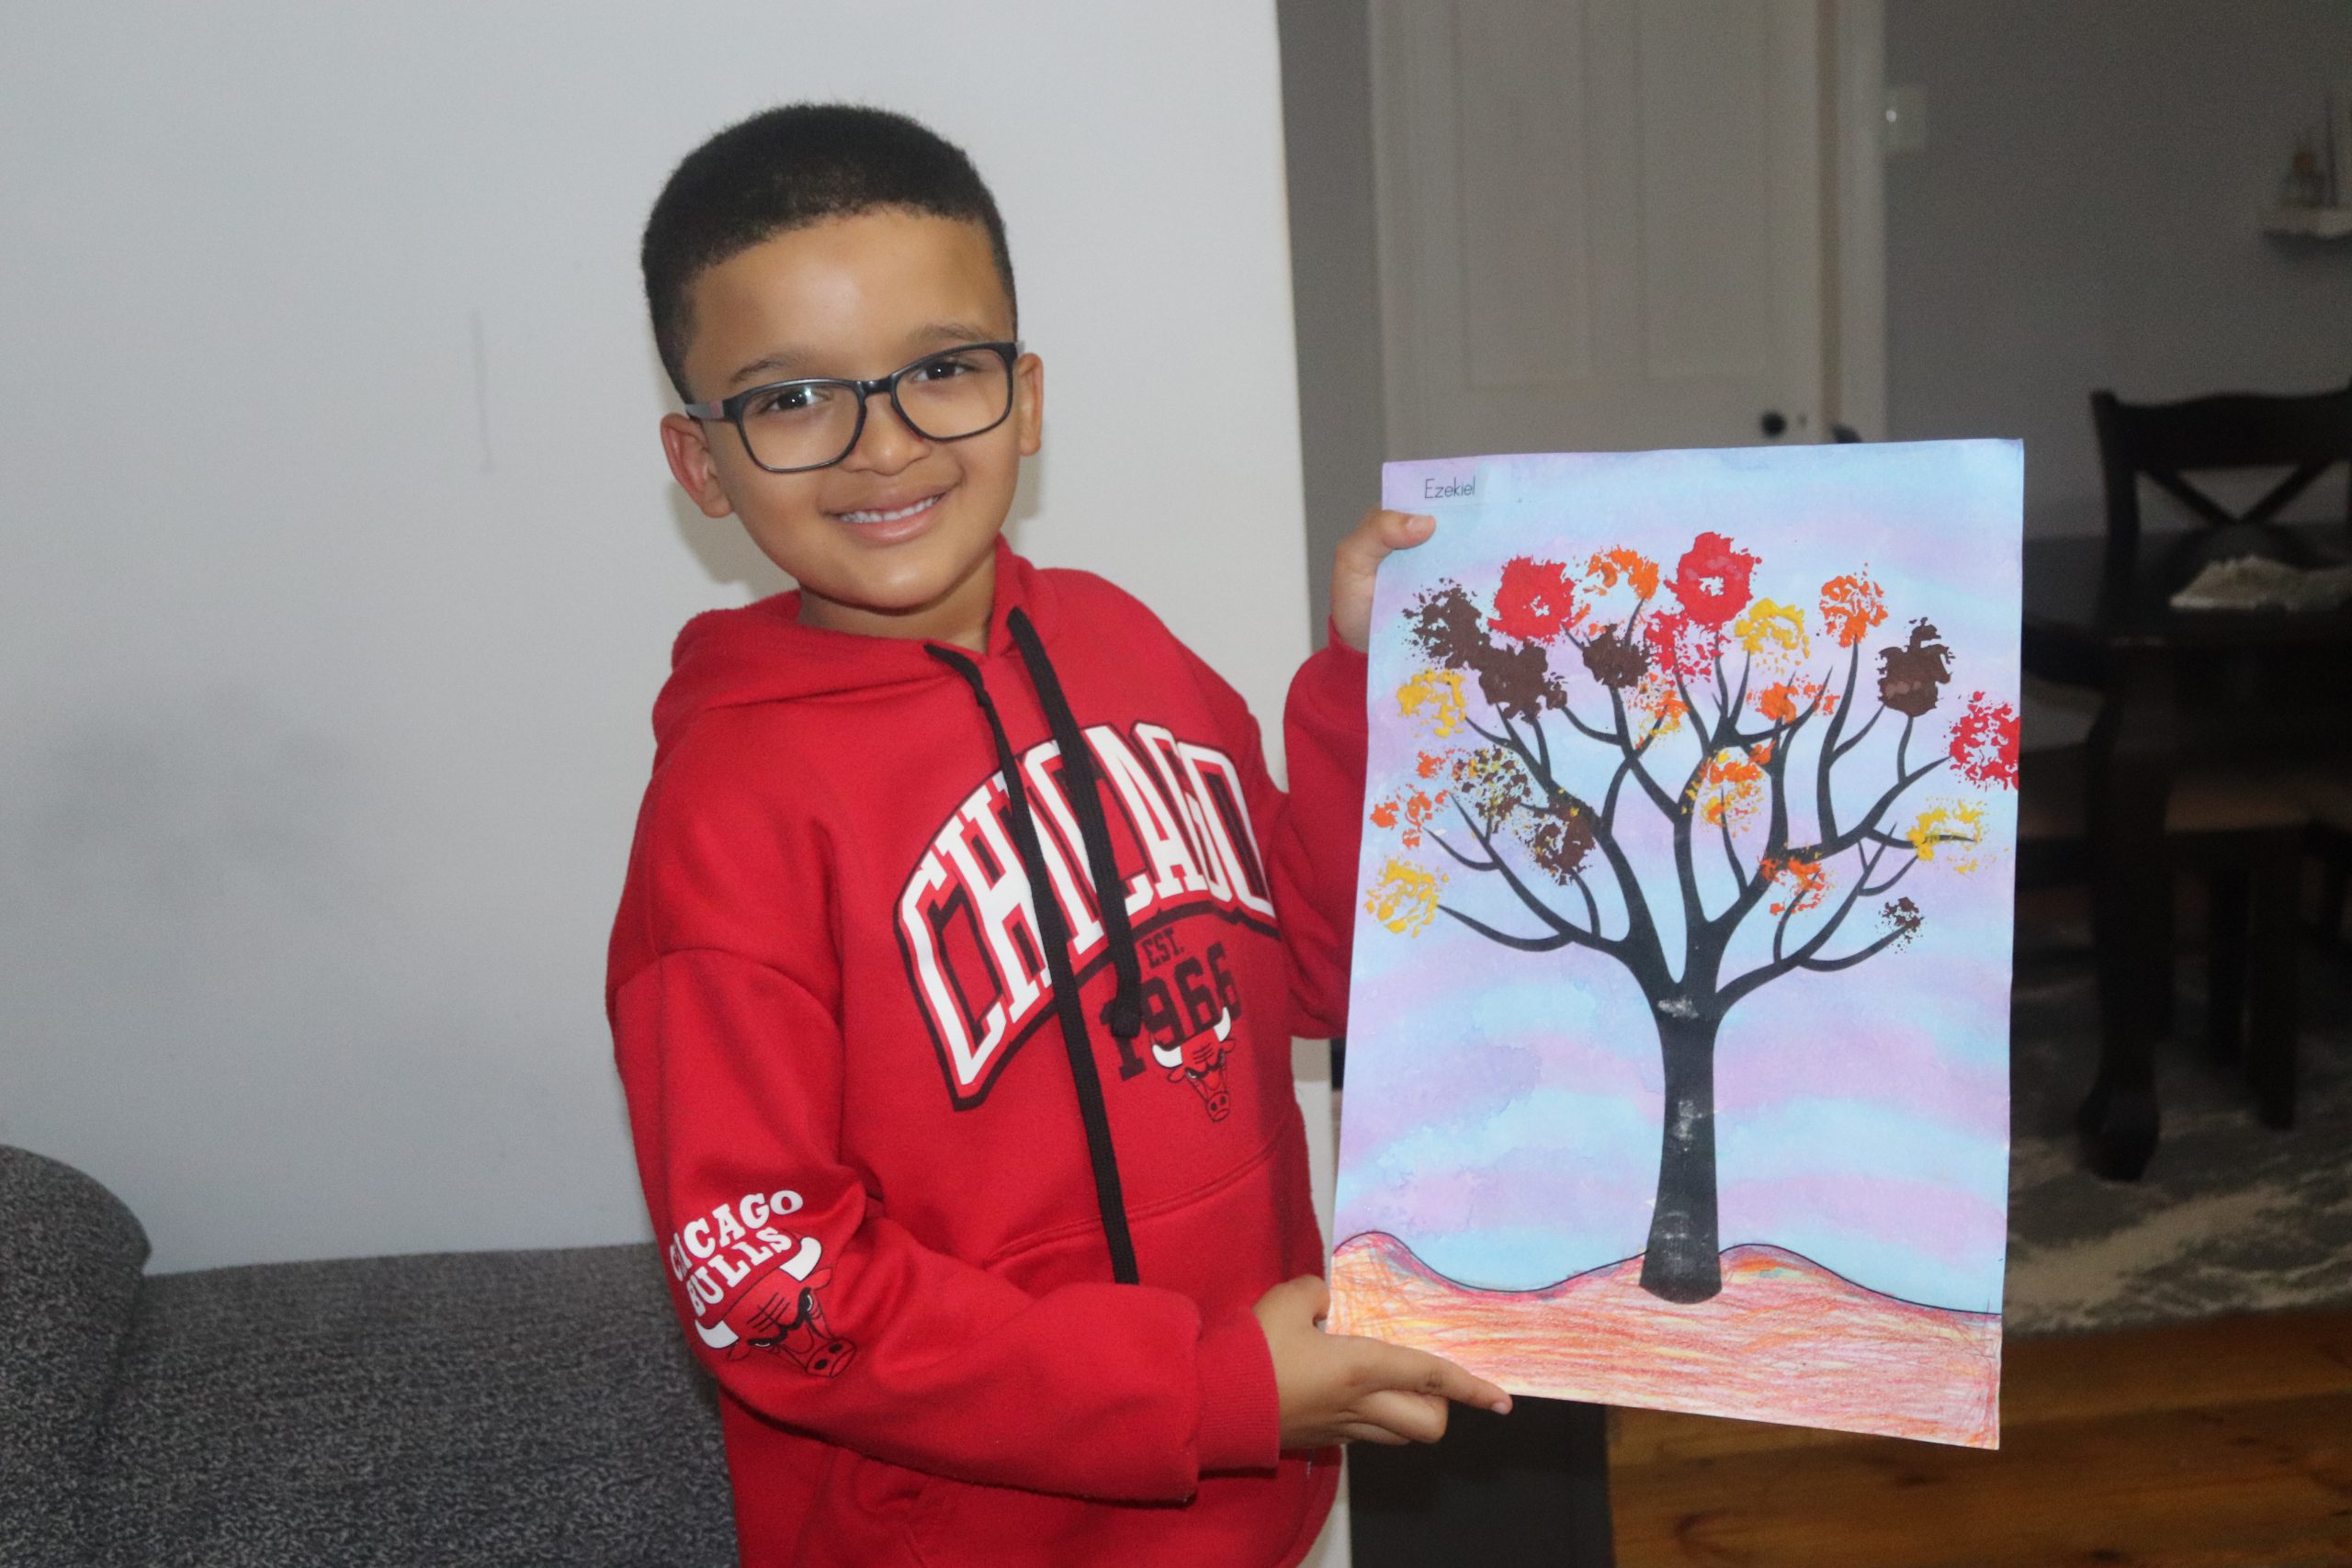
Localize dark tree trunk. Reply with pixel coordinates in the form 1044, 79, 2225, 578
1638, 1011, 1723, 1303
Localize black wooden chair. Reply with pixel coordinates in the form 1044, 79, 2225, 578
2017, 747, 2304, 1131
2014, 383, 2352, 1151
2283, 764, 2352, 946
2090, 378, 2352, 567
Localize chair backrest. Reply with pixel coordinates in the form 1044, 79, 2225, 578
2090, 379, 2352, 552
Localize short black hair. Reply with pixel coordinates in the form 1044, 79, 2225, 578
641, 103, 1016, 400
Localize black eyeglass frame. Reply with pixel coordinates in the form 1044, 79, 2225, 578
682, 340, 1023, 474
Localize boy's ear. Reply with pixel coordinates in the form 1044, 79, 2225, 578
1012, 351, 1044, 457
661, 413, 738, 519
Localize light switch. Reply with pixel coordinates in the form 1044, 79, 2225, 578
1883, 85, 1928, 155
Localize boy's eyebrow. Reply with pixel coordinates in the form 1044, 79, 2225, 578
725, 348, 821, 389
913, 321, 1007, 349
723, 324, 1012, 389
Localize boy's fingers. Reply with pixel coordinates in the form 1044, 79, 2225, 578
1334, 508, 1436, 577
1329, 509, 1439, 651
1357, 1388, 1450, 1444
1374, 1341, 1512, 1415
1264, 1274, 1328, 1325
1340, 1422, 1412, 1447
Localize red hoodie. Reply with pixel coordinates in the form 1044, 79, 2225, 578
606, 539, 1367, 1568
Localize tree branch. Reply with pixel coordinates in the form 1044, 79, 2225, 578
1561, 704, 1617, 748
1713, 801, 1748, 895
1444, 796, 1615, 954
1860, 850, 1924, 898
1720, 840, 1893, 1010
1422, 828, 1498, 874
1831, 701, 1884, 760
1789, 755, 1947, 863
1815, 644, 1862, 840
1478, 707, 1663, 971
1437, 905, 1577, 953
1605, 688, 1678, 819
1569, 870, 1603, 935
1798, 923, 1914, 973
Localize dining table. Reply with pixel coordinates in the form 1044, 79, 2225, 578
2020, 519, 2352, 1179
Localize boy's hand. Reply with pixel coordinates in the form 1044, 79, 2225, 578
1251, 1275, 1510, 1450
1330, 508, 1437, 653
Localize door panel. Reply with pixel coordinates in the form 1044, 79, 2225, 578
1374, 0, 1824, 459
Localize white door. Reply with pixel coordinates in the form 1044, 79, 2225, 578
1373, 0, 1828, 458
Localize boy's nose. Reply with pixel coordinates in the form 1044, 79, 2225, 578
842, 392, 927, 472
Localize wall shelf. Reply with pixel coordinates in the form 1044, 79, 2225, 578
2262, 205, 2352, 239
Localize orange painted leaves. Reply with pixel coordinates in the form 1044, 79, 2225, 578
1370, 785, 1450, 848
1758, 855, 1831, 915
1818, 571, 1888, 649
1752, 676, 1838, 726
1690, 745, 1773, 828
1585, 546, 1662, 603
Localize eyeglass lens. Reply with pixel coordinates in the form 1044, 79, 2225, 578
737, 346, 1012, 472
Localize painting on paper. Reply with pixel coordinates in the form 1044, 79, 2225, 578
1329, 442, 2021, 1449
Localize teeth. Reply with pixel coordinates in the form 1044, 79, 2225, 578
840, 494, 940, 525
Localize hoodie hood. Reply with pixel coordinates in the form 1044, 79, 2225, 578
652, 536, 1051, 753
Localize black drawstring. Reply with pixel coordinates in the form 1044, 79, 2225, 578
925, 637, 1140, 1287
1006, 608, 1148, 1057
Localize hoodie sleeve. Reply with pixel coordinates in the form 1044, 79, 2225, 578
608, 772, 1279, 1500
1277, 630, 1372, 1035
1174, 626, 1369, 1040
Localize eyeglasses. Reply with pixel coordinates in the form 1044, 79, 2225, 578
683, 341, 1022, 474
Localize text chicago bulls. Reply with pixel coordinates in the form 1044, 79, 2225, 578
894, 721, 1276, 1107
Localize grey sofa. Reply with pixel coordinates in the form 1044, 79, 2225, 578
1, 1145, 736, 1567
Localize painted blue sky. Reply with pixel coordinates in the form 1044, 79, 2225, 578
1335, 441, 2022, 1314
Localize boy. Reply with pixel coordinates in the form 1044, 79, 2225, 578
607, 104, 1507, 1568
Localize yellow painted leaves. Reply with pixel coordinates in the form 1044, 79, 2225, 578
1906, 801, 1989, 870
1733, 597, 1809, 658
1364, 857, 1444, 935
1396, 669, 1468, 738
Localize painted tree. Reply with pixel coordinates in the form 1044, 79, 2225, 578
1363, 534, 2020, 1303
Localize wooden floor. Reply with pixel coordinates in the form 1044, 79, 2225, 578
1609, 1309, 2352, 1567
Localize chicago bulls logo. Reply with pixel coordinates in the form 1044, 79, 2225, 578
1133, 934, 1243, 1121
669, 1190, 856, 1378
1155, 1007, 1234, 1121
714, 1265, 855, 1376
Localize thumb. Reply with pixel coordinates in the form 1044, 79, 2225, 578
1331, 509, 1437, 651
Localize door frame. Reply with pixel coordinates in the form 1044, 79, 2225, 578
1824, 0, 1887, 441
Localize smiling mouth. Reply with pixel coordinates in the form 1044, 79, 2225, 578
836, 493, 943, 526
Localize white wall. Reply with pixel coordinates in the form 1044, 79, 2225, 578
0, 2, 1314, 1273
1885, 0, 2352, 531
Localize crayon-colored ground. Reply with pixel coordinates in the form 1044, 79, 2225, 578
1328, 1230, 2001, 1449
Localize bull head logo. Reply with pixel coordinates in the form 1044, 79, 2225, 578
694, 1236, 857, 1377
1152, 1008, 1235, 1121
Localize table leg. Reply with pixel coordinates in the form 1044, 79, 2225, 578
2076, 650, 2175, 1181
